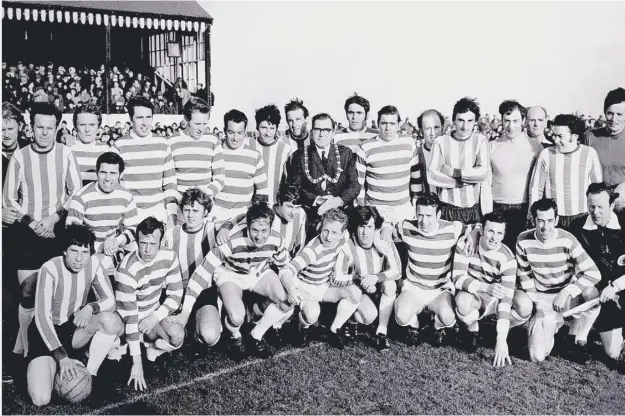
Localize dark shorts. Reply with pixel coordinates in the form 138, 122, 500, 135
594, 296, 625, 333
439, 202, 481, 224
557, 213, 587, 232
6, 219, 66, 271
27, 318, 82, 363
172, 286, 219, 319
493, 202, 529, 252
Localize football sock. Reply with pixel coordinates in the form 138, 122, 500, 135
14, 305, 34, 356
330, 298, 360, 333
250, 304, 291, 341
272, 307, 294, 330
376, 293, 395, 335
574, 305, 600, 345
86, 331, 117, 375
299, 312, 311, 329
224, 316, 242, 339
434, 315, 455, 330
407, 313, 419, 329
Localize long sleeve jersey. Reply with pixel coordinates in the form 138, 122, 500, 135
285, 236, 346, 285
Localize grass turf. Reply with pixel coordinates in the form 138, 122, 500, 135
2, 324, 624, 415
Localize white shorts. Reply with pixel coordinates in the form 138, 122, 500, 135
374, 202, 415, 224
401, 279, 454, 310
528, 292, 583, 336
213, 266, 274, 291
208, 205, 248, 223
466, 291, 500, 320
136, 205, 169, 225
293, 278, 331, 303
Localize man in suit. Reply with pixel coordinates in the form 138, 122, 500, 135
288, 113, 360, 239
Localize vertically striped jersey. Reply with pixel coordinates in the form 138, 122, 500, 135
212, 142, 269, 211
185, 219, 290, 305
285, 236, 346, 285
71, 140, 118, 185
516, 228, 600, 296
356, 135, 422, 206
528, 145, 602, 216
335, 237, 402, 282
164, 221, 218, 289
35, 255, 115, 352
392, 219, 466, 289
3, 143, 81, 221
246, 137, 292, 205
452, 239, 517, 321
333, 126, 379, 153
66, 182, 139, 253
417, 143, 438, 196
167, 131, 225, 197
427, 133, 489, 208
113, 133, 178, 216
115, 248, 183, 356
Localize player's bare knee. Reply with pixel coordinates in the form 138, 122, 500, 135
382, 281, 397, 298
225, 307, 245, 328
582, 286, 599, 301
166, 322, 185, 347
529, 346, 546, 362
455, 292, 475, 317
512, 291, 533, 319
301, 302, 320, 325
98, 311, 123, 336
346, 285, 362, 304
198, 325, 221, 346
394, 303, 412, 326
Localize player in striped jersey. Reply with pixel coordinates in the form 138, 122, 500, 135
115, 217, 185, 391
528, 114, 603, 231
356, 105, 422, 223
27, 224, 122, 406
280, 209, 363, 349
3, 102, 82, 358
333, 94, 379, 153
182, 203, 294, 359
167, 98, 225, 202
427, 97, 488, 224
334, 206, 401, 350
452, 212, 532, 364
164, 188, 221, 348
113, 97, 178, 228
381, 194, 472, 346
516, 198, 601, 363
416, 109, 445, 196
246, 104, 292, 205
284, 98, 311, 151
209, 110, 269, 222
66, 152, 139, 275
70, 104, 118, 186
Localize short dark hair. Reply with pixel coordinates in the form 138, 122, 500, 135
530, 198, 559, 219
452, 97, 480, 121
586, 182, 617, 204
63, 223, 95, 255
344, 94, 370, 116
552, 114, 586, 137
603, 87, 625, 113
246, 201, 275, 227
481, 211, 507, 230
183, 97, 210, 121
223, 109, 248, 130
277, 184, 300, 206
377, 105, 401, 125
180, 188, 213, 213
415, 193, 441, 213
73, 103, 103, 128
498, 100, 526, 119
311, 113, 335, 129
284, 98, 309, 119
417, 109, 444, 130
2, 102, 24, 126
127, 96, 154, 118
30, 102, 62, 127
348, 205, 384, 236
136, 217, 165, 242
255, 104, 281, 128
321, 208, 349, 231
96, 152, 125, 173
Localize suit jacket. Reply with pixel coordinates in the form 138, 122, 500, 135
288, 143, 360, 210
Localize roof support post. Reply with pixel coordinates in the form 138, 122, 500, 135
104, 21, 111, 115
203, 24, 212, 107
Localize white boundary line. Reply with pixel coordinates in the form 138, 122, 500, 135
94, 344, 319, 414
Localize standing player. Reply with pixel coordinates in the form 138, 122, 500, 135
27, 224, 122, 406
66, 152, 139, 275
3, 102, 82, 358
529, 114, 602, 231
115, 217, 185, 391
526, 106, 553, 148
280, 209, 363, 349
284, 99, 311, 151
246, 105, 292, 205
333, 94, 379, 153
517, 198, 601, 363
209, 109, 269, 222
165, 188, 221, 348
114, 97, 178, 227
427, 97, 489, 224
452, 212, 533, 364
335, 206, 401, 350
416, 109, 445, 196
356, 105, 422, 223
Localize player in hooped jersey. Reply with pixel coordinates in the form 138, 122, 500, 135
333, 94, 379, 153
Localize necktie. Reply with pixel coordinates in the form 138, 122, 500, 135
322, 151, 328, 171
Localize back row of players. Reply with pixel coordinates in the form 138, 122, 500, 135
2, 89, 624, 405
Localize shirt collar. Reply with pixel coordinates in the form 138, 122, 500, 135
582, 211, 621, 230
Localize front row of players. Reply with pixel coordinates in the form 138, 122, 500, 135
26, 184, 624, 405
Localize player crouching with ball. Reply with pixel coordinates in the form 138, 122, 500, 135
27, 224, 123, 406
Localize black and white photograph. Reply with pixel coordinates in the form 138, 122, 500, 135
1, 0, 625, 414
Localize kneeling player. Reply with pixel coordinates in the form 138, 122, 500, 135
27, 224, 123, 406
335, 206, 401, 350
165, 188, 221, 348
115, 217, 185, 390
452, 212, 533, 365
280, 209, 363, 349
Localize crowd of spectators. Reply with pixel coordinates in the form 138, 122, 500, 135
2, 61, 208, 115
